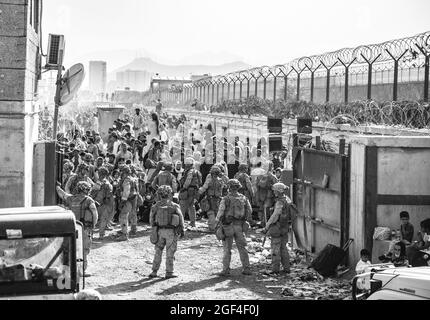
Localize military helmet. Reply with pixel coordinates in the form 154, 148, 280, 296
77, 181, 92, 194
228, 179, 242, 190
210, 165, 221, 175
238, 163, 248, 172
97, 167, 109, 178
157, 185, 173, 199
164, 162, 173, 171
272, 183, 288, 194
76, 163, 89, 174
63, 161, 74, 172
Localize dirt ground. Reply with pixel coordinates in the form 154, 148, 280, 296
85, 220, 352, 300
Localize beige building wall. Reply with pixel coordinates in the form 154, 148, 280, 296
0, 0, 41, 208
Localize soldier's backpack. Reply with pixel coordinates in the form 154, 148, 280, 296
224, 195, 246, 223
154, 202, 180, 228
69, 195, 94, 227
208, 177, 223, 197
267, 201, 293, 238
189, 170, 201, 187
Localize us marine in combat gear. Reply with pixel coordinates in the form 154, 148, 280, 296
199, 164, 227, 232
93, 167, 114, 240
152, 162, 178, 194
234, 163, 254, 203
216, 179, 255, 277
149, 185, 185, 279
255, 161, 278, 227
65, 163, 94, 195
262, 183, 298, 274
179, 158, 202, 228
56, 181, 98, 271
117, 165, 139, 241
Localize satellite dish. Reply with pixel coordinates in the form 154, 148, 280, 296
59, 63, 85, 106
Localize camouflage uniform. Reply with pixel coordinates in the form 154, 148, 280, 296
152, 162, 178, 194
179, 158, 202, 227
118, 166, 139, 240
199, 165, 226, 231
255, 164, 278, 227
93, 167, 114, 239
57, 181, 98, 271
149, 186, 185, 278
263, 183, 297, 274
234, 164, 254, 203
65, 163, 91, 195
216, 179, 254, 276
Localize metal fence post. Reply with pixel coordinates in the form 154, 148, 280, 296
415, 44, 430, 102
284, 76, 288, 101
425, 55, 429, 102
203, 82, 206, 103
361, 53, 381, 100
273, 75, 277, 103
216, 81, 220, 104
386, 49, 408, 101
233, 79, 236, 100
247, 78, 250, 99
306, 63, 320, 103
321, 61, 338, 103
212, 81, 215, 105
263, 76, 267, 100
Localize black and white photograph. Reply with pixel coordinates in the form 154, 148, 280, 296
0, 0, 430, 305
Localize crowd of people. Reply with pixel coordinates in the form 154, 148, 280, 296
54, 103, 295, 277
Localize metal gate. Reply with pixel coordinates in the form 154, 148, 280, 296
292, 145, 349, 258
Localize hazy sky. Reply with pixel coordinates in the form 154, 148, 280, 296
43, 0, 430, 70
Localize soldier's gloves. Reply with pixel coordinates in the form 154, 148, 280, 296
261, 228, 268, 235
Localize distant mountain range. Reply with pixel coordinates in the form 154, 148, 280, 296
110, 57, 251, 80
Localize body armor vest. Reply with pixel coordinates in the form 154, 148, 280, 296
208, 176, 223, 197
224, 194, 247, 223
154, 201, 180, 228
69, 195, 94, 226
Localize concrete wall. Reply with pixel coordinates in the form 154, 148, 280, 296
0, 0, 40, 208
349, 136, 430, 264
349, 143, 366, 265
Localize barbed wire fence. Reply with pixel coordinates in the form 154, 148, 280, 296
159, 31, 430, 129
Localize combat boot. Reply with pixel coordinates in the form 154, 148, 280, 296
242, 268, 252, 276
149, 271, 158, 278
217, 269, 231, 277
130, 226, 137, 236
165, 273, 178, 279
116, 234, 129, 242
